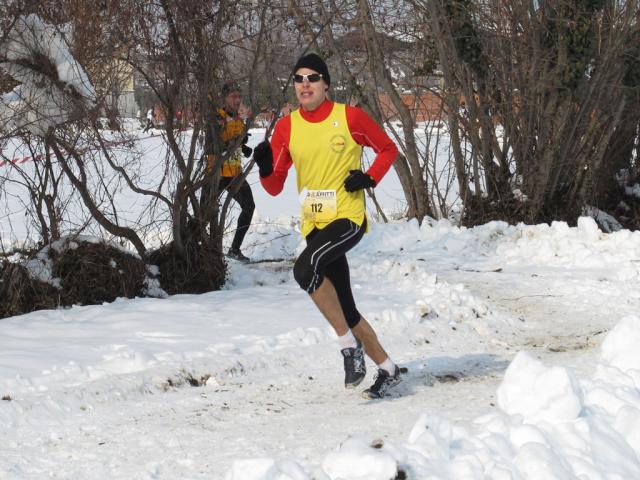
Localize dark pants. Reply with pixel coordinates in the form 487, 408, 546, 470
293, 218, 366, 328
218, 176, 255, 251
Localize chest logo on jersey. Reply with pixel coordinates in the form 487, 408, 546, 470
330, 134, 347, 153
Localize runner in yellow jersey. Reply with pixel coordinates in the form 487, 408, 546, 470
202, 83, 254, 262
253, 54, 403, 399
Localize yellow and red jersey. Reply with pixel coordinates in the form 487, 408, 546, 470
261, 100, 398, 237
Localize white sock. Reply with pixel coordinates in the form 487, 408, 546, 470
337, 330, 358, 350
378, 357, 396, 375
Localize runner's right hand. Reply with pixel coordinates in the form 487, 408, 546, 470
253, 141, 273, 177
241, 144, 253, 158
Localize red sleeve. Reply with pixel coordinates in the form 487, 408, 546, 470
346, 105, 398, 186
260, 116, 293, 196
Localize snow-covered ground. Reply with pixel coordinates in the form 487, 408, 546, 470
2, 217, 640, 479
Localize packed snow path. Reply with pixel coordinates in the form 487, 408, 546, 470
2, 218, 640, 479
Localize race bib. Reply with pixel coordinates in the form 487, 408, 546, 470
301, 189, 337, 223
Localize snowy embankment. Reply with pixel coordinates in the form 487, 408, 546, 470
1, 218, 640, 479
286, 318, 640, 480
275, 318, 640, 480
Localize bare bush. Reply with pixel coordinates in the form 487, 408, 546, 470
424, 0, 640, 225
0, 238, 149, 318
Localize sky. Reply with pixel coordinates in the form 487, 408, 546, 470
2, 14, 640, 480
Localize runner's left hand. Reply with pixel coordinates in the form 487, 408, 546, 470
344, 170, 376, 192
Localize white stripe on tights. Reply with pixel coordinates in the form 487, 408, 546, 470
306, 222, 360, 293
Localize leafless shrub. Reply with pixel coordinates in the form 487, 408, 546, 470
424, 0, 640, 225
148, 240, 226, 295
0, 260, 59, 318
0, 239, 150, 318
52, 241, 147, 305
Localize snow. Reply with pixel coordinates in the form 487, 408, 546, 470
625, 184, 640, 198
583, 206, 624, 233
497, 350, 583, 423
2, 218, 640, 479
0, 15, 95, 136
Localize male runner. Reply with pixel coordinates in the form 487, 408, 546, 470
253, 54, 402, 399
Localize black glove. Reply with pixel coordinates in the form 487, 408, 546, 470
253, 141, 273, 177
344, 169, 376, 192
241, 144, 253, 158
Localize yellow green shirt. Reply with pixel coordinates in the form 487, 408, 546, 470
289, 103, 364, 237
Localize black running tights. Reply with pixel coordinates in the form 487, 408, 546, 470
293, 218, 365, 328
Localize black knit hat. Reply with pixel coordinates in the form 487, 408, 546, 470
293, 53, 330, 87
221, 82, 241, 96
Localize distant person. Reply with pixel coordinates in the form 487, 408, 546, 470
142, 107, 155, 133
202, 82, 254, 262
253, 53, 401, 399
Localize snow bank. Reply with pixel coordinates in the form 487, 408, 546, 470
227, 317, 640, 479
497, 351, 583, 423
354, 216, 640, 279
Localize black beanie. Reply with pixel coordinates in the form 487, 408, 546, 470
293, 53, 330, 87
221, 82, 240, 97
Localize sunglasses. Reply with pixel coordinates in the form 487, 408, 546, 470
293, 73, 323, 83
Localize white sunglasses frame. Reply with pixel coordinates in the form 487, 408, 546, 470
293, 73, 324, 83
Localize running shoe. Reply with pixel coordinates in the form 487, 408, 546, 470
362, 366, 402, 399
341, 339, 366, 388
227, 248, 250, 263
